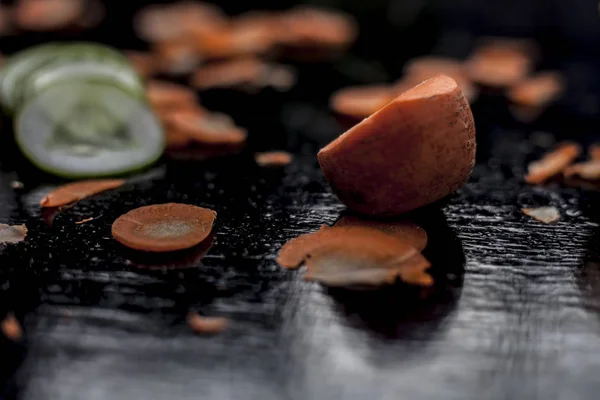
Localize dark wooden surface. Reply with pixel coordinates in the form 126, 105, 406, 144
3, 1, 600, 399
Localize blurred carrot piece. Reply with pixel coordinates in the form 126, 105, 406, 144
255, 151, 294, 167
330, 85, 395, 119
165, 109, 247, 146
508, 72, 565, 107
525, 142, 581, 184
15, 0, 84, 31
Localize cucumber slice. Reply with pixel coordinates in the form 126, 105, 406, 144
15, 81, 164, 178
0, 43, 64, 113
18, 57, 145, 110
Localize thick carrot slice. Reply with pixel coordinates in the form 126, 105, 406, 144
525, 142, 581, 184
111, 203, 216, 252
40, 179, 125, 208
319, 75, 476, 216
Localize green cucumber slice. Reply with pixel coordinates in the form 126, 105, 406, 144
15, 81, 164, 178
18, 57, 145, 110
0, 43, 64, 113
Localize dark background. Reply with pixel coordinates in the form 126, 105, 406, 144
2, 1, 600, 399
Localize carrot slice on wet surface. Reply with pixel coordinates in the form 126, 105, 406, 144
111, 203, 216, 252
334, 215, 427, 251
278, 225, 432, 287
525, 142, 581, 185
255, 151, 294, 167
40, 179, 125, 208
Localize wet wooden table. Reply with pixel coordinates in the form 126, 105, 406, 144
3, 1, 600, 399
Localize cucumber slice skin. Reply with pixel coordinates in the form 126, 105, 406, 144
1, 42, 138, 112
0, 44, 64, 114
19, 57, 146, 110
15, 82, 165, 179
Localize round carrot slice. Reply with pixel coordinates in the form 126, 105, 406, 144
40, 179, 125, 208
165, 109, 247, 145
146, 80, 197, 112
112, 203, 216, 252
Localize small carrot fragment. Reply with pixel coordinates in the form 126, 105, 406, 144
40, 179, 125, 208
525, 142, 581, 185
0, 224, 27, 244
1, 313, 22, 341
111, 203, 216, 252
522, 207, 560, 224
255, 151, 294, 167
187, 312, 229, 335
75, 217, 95, 225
